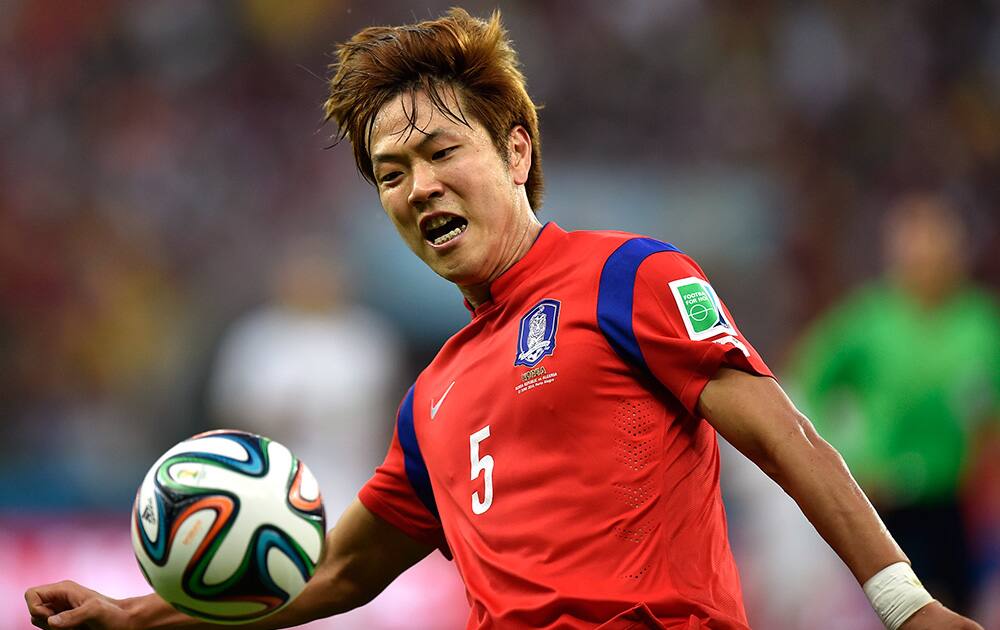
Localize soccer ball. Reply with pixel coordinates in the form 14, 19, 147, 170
131, 430, 326, 624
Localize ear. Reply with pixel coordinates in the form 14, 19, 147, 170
508, 126, 532, 186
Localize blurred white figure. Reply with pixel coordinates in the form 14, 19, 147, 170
209, 237, 401, 521
208, 239, 474, 628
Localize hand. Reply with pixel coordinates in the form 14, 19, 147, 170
25, 580, 134, 630
898, 601, 983, 630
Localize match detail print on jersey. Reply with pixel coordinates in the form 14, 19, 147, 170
667, 277, 733, 340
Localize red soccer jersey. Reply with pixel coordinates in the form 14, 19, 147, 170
359, 223, 772, 629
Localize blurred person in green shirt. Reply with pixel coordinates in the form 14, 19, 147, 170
792, 194, 1000, 615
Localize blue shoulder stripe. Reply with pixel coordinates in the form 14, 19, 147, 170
396, 385, 440, 521
597, 238, 682, 373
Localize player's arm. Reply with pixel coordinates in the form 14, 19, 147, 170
26, 499, 433, 630
698, 367, 982, 630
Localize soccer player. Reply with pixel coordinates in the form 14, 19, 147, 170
25, 9, 982, 630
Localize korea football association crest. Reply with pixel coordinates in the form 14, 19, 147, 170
514, 299, 561, 367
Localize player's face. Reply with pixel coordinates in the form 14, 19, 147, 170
369, 89, 537, 292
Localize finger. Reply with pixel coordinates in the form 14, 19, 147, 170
48, 599, 99, 630
25, 589, 56, 617
30, 615, 51, 630
29, 581, 79, 607
32, 605, 56, 618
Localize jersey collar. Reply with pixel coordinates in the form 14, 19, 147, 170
464, 222, 567, 317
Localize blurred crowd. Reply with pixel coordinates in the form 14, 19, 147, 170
1, 1, 998, 628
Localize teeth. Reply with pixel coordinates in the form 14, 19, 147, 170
432, 224, 466, 246
426, 215, 453, 230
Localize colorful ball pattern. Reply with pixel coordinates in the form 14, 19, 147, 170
131, 430, 326, 624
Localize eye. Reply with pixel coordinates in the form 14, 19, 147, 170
379, 171, 402, 185
431, 146, 458, 160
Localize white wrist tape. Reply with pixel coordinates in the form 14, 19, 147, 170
863, 562, 935, 630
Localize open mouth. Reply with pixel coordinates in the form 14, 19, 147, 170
422, 214, 469, 247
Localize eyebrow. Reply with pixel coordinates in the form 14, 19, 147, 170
371, 128, 455, 166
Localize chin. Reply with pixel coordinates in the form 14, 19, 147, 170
424, 254, 474, 281
435, 264, 486, 286
438, 270, 478, 285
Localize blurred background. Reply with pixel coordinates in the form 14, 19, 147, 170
2, 1, 998, 628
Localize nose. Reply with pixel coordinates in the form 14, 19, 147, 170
407, 161, 445, 207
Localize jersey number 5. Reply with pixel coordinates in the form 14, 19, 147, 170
470, 425, 494, 515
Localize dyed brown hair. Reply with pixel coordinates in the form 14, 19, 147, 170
324, 8, 544, 209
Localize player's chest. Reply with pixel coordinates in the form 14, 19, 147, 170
412, 291, 635, 487
419, 293, 607, 421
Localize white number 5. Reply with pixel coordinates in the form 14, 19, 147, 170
470, 425, 494, 515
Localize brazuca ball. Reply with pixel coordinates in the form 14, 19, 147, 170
131, 430, 325, 624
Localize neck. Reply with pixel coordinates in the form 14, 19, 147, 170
893, 266, 963, 310
459, 217, 543, 309
460, 284, 492, 309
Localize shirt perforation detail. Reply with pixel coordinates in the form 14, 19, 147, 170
614, 523, 653, 544
622, 564, 650, 580
614, 399, 657, 470
612, 479, 655, 509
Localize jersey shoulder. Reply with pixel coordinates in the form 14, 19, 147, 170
562, 227, 692, 267
564, 227, 708, 279
563, 227, 675, 248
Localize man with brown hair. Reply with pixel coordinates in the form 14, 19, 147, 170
25, 9, 982, 630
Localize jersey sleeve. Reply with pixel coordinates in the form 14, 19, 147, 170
597, 239, 772, 417
358, 388, 450, 557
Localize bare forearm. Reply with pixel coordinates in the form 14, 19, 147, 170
760, 418, 906, 583
699, 371, 987, 628
119, 569, 353, 630
118, 501, 424, 630
120, 593, 205, 630
699, 369, 906, 584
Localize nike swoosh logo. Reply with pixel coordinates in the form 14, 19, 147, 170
430, 381, 456, 420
